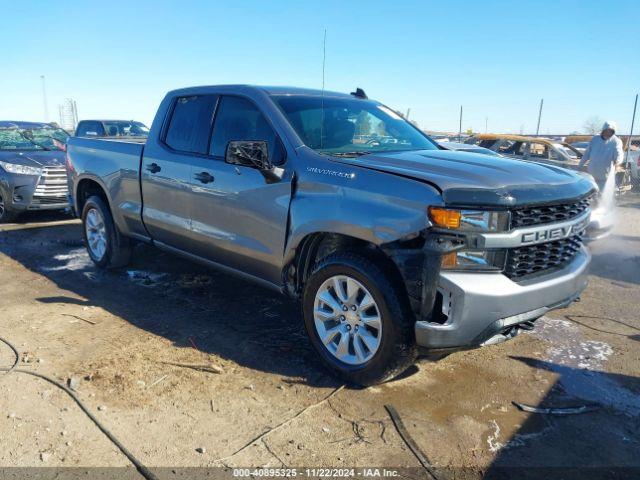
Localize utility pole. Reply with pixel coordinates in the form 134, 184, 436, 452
405, 108, 411, 120
485, 117, 488, 134
624, 94, 638, 166
458, 105, 463, 142
535, 98, 544, 136
40, 75, 49, 122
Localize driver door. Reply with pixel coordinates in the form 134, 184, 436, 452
187, 95, 292, 286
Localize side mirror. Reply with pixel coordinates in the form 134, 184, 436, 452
225, 140, 270, 170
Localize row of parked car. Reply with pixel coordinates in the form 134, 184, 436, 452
1, 116, 637, 224
0, 119, 149, 222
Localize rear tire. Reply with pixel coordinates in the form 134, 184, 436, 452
0, 193, 18, 223
81, 196, 131, 269
302, 251, 417, 386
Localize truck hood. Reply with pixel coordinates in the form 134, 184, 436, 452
0, 150, 66, 168
334, 149, 596, 206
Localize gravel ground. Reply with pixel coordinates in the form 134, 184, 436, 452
0, 194, 639, 479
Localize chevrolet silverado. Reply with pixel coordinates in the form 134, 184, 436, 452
66, 85, 596, 385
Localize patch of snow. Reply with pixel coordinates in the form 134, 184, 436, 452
41, 249, 92, 272
487, 420, 504, 452
126, 270, 169, 286
530, 316, 640, 416
531, 317, 613, 370
505, 424, 555, 449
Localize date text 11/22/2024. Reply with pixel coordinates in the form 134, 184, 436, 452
232, 468, 401, 477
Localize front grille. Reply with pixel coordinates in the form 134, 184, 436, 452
30, 196, 67, 205
33, 166, 68, 201
510, 195, 593, 228
504, 234, 583, 279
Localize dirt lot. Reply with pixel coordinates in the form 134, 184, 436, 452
1, 195, 639, 479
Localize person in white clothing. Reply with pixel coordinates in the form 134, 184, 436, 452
579, 120, 624, 190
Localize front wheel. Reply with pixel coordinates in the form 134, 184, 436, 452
81, 196, 131, 269
302, 252, 417, 386
0, 193, 18, 223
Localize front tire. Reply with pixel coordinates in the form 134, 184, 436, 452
81, 196, 131, 269
302, 251, 417, 386
0, 193, 18, 223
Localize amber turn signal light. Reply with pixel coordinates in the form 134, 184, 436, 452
441, 251, 458, 268
429, 207, 461, 229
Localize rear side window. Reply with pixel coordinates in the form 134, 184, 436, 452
209, 96, 279, 161
497, 140, 516, 153
528, 142, 548, 158
165, 95, 217, 154
77, 121, 104, 137
479, 139, 497, 149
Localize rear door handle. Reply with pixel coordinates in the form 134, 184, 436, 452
146, 163, 161, 174
194, 171, 215, 184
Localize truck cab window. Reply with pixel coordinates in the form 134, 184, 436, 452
209, 96, 280, 162
78, 121, 104, 137
165, 95, 217, 154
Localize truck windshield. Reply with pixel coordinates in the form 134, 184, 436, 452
273, 95, 438, 156
0, 126, 69, 151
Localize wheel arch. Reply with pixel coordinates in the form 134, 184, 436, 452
284, 231, 413, 306
75, 176, 111, 216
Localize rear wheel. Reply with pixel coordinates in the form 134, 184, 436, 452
81, 196, 131, 269
302, 251, 417, 386
0, 193, 18, 223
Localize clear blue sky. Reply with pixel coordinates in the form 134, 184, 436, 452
1, 0, 638, 134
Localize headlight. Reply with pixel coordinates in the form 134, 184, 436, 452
0, 161, 42, 176
430, 207, 509, 271
441, 249, 506, 271
429, 207, 509, 232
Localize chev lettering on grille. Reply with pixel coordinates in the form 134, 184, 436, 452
478, 211, 591, 249
521, 226, 570, 243
520, 213, 589, 245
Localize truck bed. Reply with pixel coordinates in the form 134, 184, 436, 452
67, 136, 147, 238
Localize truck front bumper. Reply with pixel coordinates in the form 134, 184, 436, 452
415, 246, 590, 349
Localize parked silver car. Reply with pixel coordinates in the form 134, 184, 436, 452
439, 141, 502, 157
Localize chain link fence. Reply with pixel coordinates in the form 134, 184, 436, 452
621, 150, 639, 192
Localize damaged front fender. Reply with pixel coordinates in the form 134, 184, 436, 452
283, 159, 443, 269
383, 231, 466, 322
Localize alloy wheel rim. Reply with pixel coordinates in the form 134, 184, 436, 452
85, 208, 107, 260
0, 195, 4, 218
313, 275, 382, 366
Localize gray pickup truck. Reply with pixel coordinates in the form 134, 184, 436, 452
67, 85, 596, 385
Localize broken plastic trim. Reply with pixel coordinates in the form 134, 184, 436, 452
382, 230, 466, 322
512, 402, 600, 415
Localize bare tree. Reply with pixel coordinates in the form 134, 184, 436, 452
583, 116, 604, 134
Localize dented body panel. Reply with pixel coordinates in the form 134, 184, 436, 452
283, 146, 441, 266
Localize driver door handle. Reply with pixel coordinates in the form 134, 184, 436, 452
146, 163, 161, 174
194, 171, 215, 184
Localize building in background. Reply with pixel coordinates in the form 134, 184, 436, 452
58, 98, 78, 132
